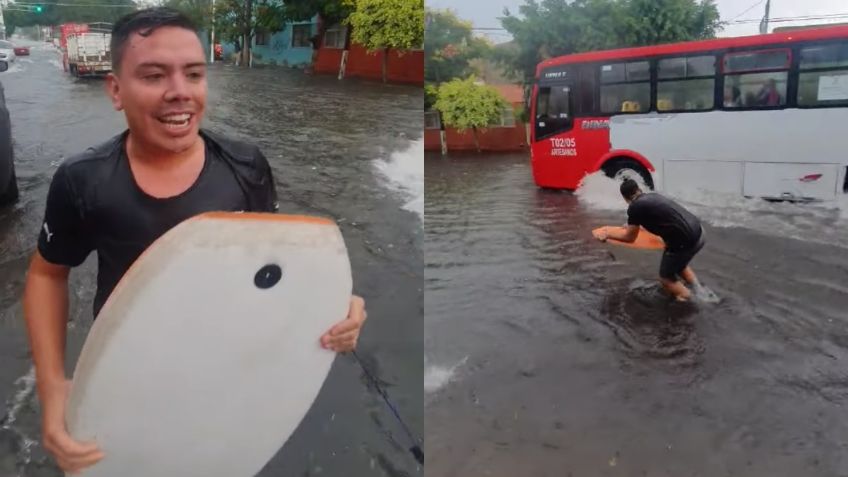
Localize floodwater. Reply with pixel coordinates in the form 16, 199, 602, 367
425, 151, 848, 476
0, 40, 423, 476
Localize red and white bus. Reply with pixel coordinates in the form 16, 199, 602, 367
530, 25, 848, 201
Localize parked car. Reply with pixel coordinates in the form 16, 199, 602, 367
13, 45, 30, 56
0, 60, 17, 206
0, 40, 16, 63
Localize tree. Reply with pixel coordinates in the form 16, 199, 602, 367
163, 0, 214, 32
433, 77, 508, 152
625, 0, 722, 45
346, 0, 425, 83
498, 0, 723, 84
212, 0, 288, 66
212, 0, 352, 68
424, 8, 491, 84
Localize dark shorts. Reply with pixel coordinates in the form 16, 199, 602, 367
659, 228, 705, 280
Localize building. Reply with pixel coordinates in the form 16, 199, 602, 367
425, 83, 528, 153
312, 22, 424, 85
251, 18, 317, 67
202, 17, 318, 68
201, 16, 424, 85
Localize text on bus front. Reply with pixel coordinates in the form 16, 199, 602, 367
549, 137, 577, 156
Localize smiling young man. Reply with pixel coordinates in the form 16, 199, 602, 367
22, 8, 367, 474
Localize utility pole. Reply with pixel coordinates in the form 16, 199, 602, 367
759, 0, 771, 34
242, 0, 252, 68
0, 0, 6, 41
210, 0, 215, 63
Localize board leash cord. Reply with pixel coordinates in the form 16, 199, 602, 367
352, 351, 424, 466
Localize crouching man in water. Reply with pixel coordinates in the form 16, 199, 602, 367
595, 179, 706, 301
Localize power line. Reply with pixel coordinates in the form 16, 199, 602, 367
729, 13, 848, 25
728, 0, 767, 22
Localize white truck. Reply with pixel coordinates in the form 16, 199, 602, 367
66, 32, 111, 77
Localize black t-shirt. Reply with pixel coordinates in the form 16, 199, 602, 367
626, 192, 702, 251
37, 131, 277, 318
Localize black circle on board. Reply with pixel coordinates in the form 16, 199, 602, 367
254, 264, 282, 289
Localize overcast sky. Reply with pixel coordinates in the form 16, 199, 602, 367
426, 0, 848, 43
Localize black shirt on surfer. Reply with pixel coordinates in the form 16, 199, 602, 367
625, 188, 702, 252
594, 179, 706, 301
38, 129, 274, 318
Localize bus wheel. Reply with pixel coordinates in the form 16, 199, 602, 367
602, 159, 654, 190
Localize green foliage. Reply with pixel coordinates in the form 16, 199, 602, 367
162, 0, 213, 31
254, 1, 289, 32
623, 0, 723, 45
346, 0, 424, 52
211, 0, 249, 45
499, 0, 723, 83
424, 8, 491, 84
433, 77, 508, 131
424, 82, 438, 110
513, 103, 529, 123
210, 0, 276, 49
282, 0, 352, 27
209, 0, 352, 52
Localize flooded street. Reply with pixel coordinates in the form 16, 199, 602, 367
425, 152, 848, 476
0, 41, 422, 476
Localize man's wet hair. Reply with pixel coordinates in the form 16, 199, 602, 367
111, 7, 198, 73
620, 178, 641, 200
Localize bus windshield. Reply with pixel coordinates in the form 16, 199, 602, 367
535, 84, 571, 139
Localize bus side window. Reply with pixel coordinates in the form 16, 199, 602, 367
577, 65, 598, 115
722, 49, 790, 109
797, 41, 848, 107
657, 55, 716, 112
600, 61, 650, 114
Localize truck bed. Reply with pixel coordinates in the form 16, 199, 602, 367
67, 32, 111, 77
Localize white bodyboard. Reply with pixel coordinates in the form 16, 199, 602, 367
65, 212, 352, 477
